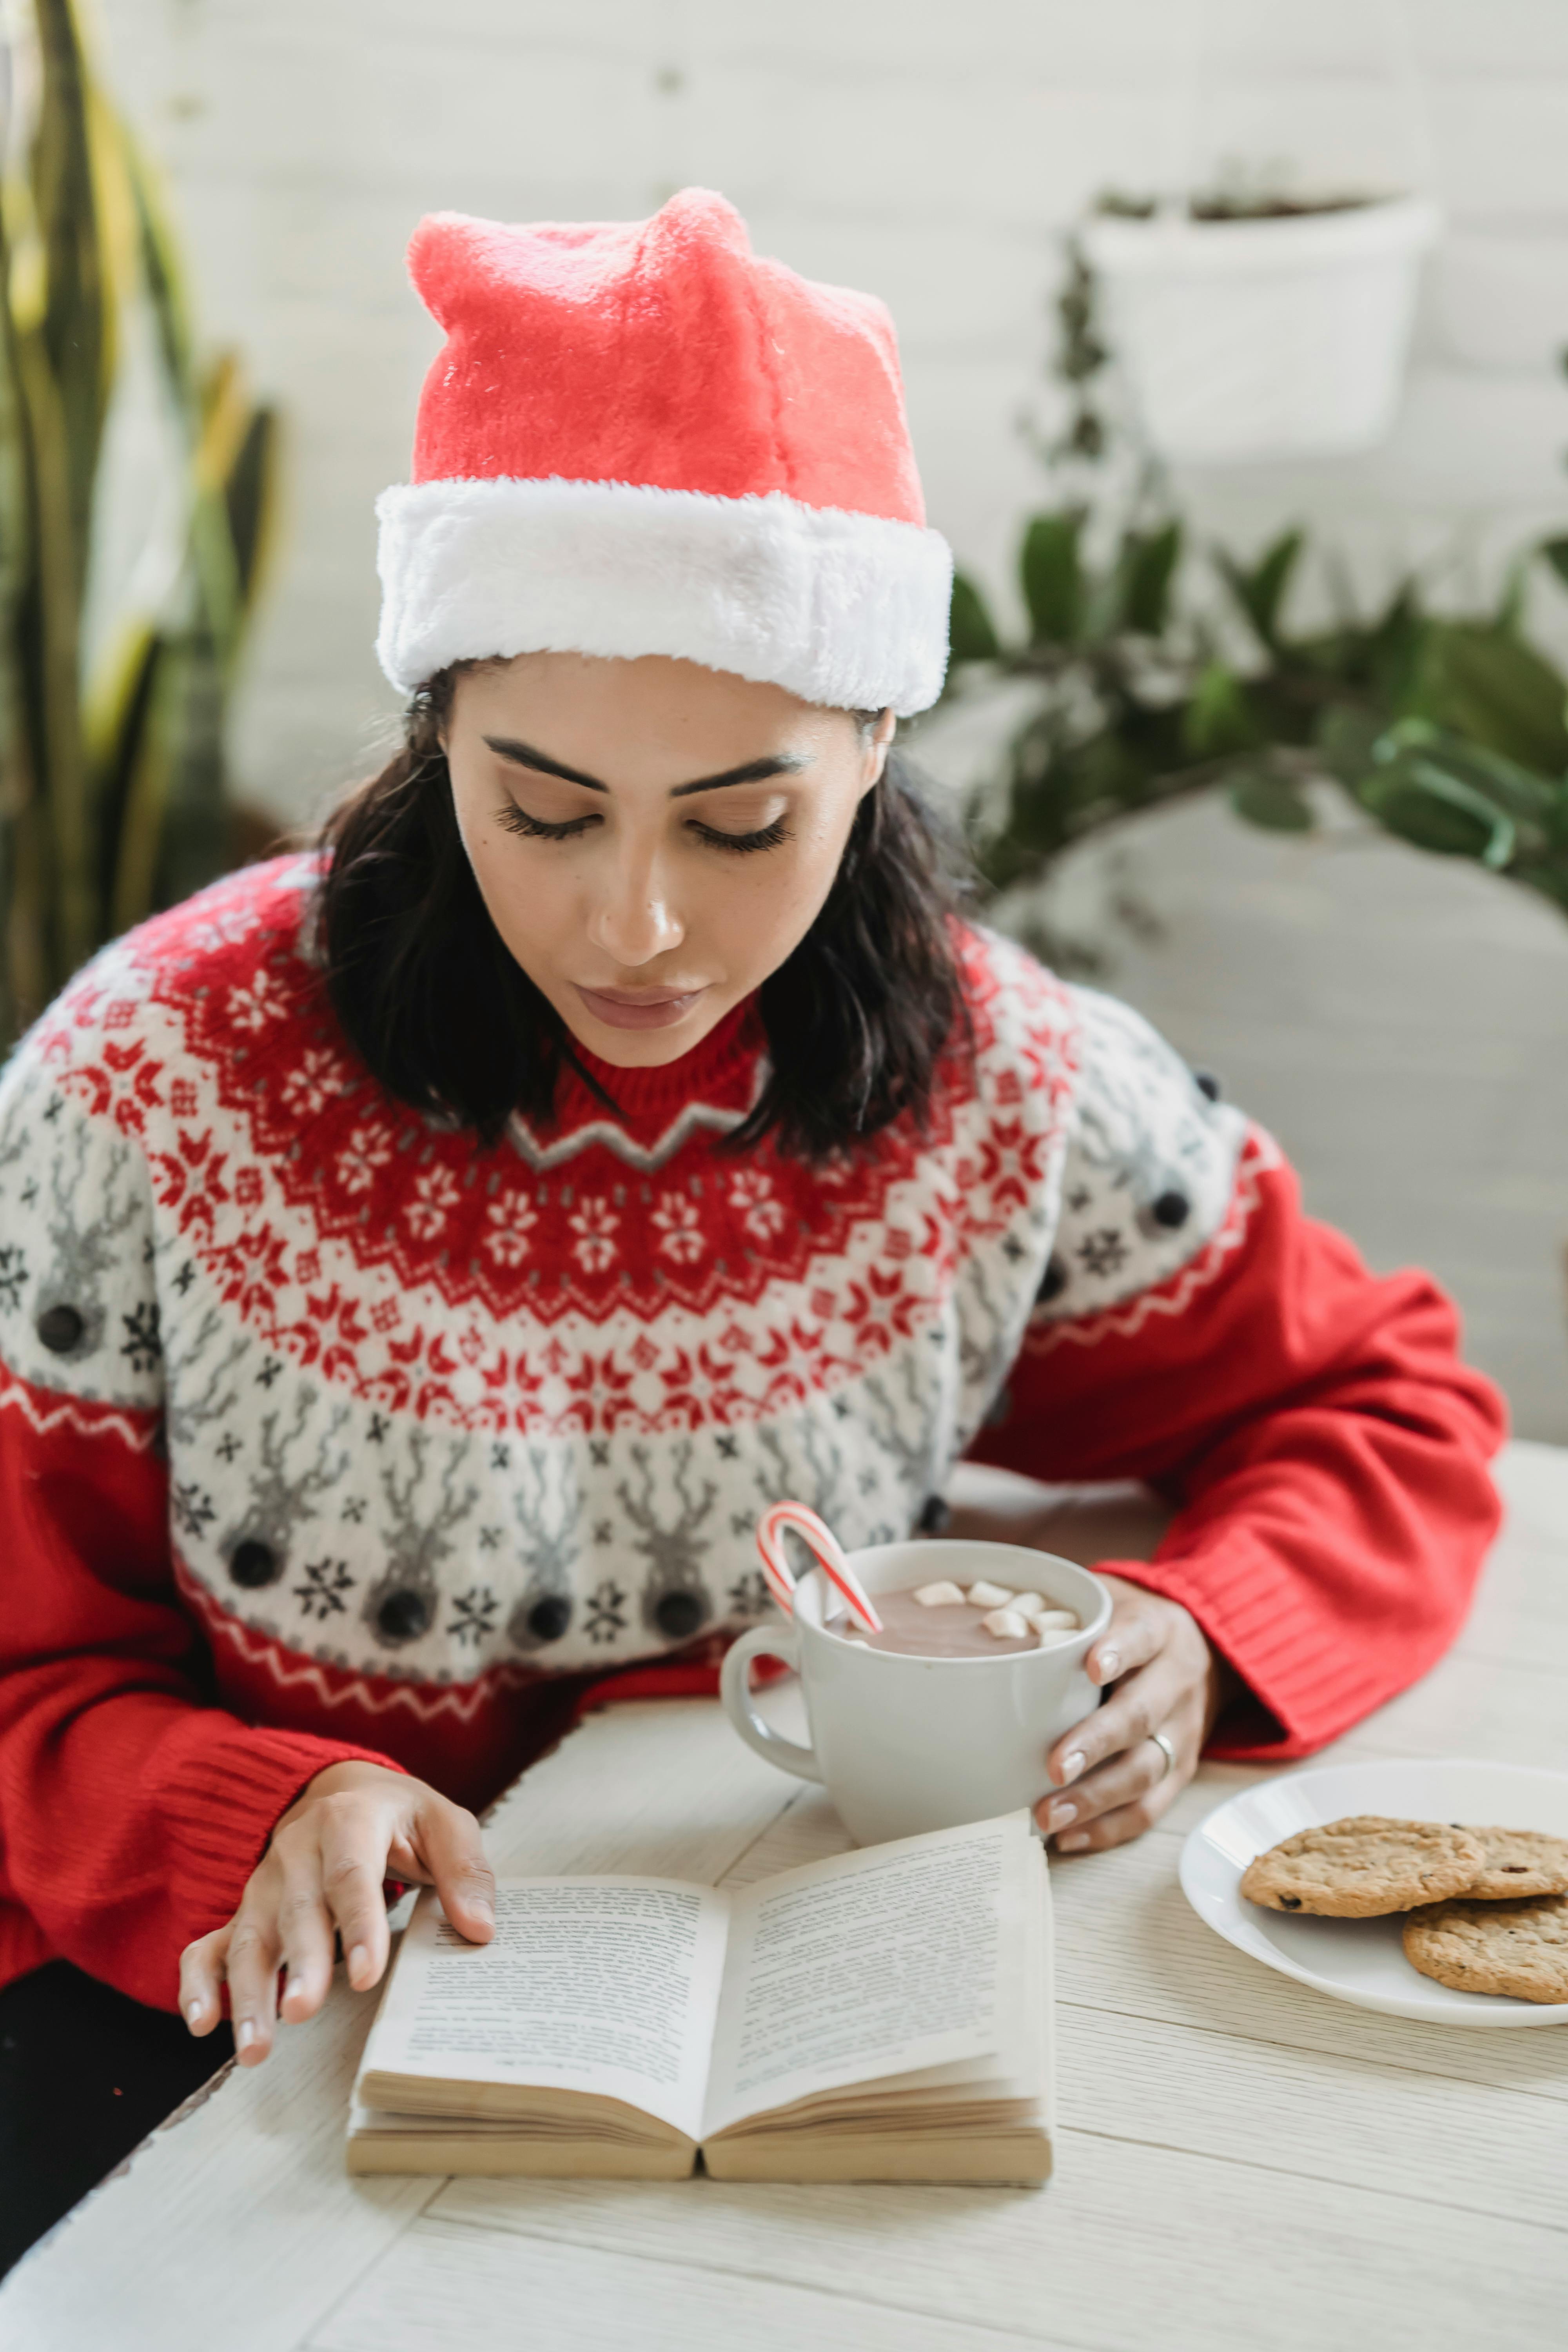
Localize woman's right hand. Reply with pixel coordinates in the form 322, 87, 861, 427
178, 1759, 495, 2066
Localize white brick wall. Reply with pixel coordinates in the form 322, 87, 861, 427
97, 0, 1568, 822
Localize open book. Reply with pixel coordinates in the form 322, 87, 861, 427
348, 1810, 1052, 2185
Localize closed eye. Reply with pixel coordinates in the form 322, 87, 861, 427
495, 804, 598, 842
688, 816, 793, 854
496, 805, 793, 855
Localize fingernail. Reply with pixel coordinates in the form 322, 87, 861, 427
1056, 1750, 1085, 1787
470, 1898, 494, 1924
184, 1998, 205, 2026
236, 2019, 257, 2053
1095, 1648, 1121, 1682
347, 1944, 369, 1985
1057, 1831, 1090, 1852
1046, 1802, 1078, 1833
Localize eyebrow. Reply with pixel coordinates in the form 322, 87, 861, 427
482, 735, 810, 799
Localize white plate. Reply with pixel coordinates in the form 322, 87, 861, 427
1180, 1757, 1568, 2025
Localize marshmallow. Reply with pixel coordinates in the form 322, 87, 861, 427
982, 1607, 1031, 1639
1008, 1591, 1045, 1617
965, 1580, 1014, 1610
1029, 1608, 1078, 1631
913, 1580, 968, 1608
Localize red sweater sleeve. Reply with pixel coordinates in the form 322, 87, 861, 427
0, 1366, 403, 2010
965, 1133, 1507, 1759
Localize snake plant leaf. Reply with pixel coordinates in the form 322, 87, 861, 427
1414, 622, 1568, 778
32, 0, 113, 574
1230, 769, 1316, 832
222, 404, 279, 613
0, 0, 280, 1044
948, 570, 1002, 665
1215, 528, 1304, 655
1020, 510, 1085, 646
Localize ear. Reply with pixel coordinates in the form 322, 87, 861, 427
861, 707, 896, 795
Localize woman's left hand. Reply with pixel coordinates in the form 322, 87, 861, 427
1033, 1572, 1229, 1853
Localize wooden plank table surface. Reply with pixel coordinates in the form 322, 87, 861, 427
4, 1443, 1567, 2351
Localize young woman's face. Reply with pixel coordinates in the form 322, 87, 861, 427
443, 652, 894, 1067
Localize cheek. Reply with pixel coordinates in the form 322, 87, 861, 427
455, 804, 568, 975
703, 825, 844, 960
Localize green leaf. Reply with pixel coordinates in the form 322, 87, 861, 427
1541, 537, 1568, 593
948, 570, 1002, 664
1114, 520, 1181, 636
1373, 717, 1556, 821
1182, 662, 1259, 757
1230, 771, 1315, 832
1216, 528, 1304, 653
1414, 623, 1568, 777
1360, 756, 1517, 868
1315, 702, 1382, 789
1495, 555, 1528, 636
1020, 511, 1085, 646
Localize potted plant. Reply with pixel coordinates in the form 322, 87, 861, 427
1080, 179, 1440, 465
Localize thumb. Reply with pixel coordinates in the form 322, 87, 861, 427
414, 1795, 496, 1944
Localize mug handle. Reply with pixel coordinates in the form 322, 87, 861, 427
720, 1624, 824, 1784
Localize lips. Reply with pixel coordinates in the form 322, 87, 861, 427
573, 982, 710, 1032
580, 986, 704, 1007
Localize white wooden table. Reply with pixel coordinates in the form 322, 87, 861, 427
5, 1444, 1567, 2352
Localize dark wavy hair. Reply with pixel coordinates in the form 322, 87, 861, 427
314, 667, 976, 1160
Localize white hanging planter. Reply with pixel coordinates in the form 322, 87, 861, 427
1081, 195, 1442, 466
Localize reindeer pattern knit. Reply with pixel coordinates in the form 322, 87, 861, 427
0, 857, 1243, 1710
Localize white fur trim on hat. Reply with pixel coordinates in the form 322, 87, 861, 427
375, 475, 953, 716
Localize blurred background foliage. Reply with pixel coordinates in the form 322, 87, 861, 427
0, 0, 278, 1046
948, 238, 1568, 956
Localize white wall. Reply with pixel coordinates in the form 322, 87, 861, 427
98, 0, 1568, 826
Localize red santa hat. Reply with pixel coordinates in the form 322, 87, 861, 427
375, 189, 951, 716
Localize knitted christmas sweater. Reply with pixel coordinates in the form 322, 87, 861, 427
0, 857, 1504, 2008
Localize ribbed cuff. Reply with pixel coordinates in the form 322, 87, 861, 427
1094, 1531, 1428, 1763
163, 1720, 407, 1944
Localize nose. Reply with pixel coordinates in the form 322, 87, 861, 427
586, 839, 686, 970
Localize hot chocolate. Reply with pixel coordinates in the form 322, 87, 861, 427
834, 1576, 1080, 1659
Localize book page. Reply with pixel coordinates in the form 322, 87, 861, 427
356, 1877, 730, 2142
702, 1813, 1036, 2138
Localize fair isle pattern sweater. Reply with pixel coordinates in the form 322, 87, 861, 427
0, 859, 1504, 2006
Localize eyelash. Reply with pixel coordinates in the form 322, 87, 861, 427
495, 806, 793, 856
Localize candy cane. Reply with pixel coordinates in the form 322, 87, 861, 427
756, 1500, 883, 1633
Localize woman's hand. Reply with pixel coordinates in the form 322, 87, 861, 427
178, 1760, 495, 2066
1034, 1573, 1229, 1853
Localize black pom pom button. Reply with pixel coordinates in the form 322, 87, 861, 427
916, 1494, 950, 1535
527, 1593, 571, 1643
37, 1304, 85, 1354
1036, 1256, 1068, 1304
1193, 1069, 1222, 1102
376, 1587, 433, 1642
653, 1590, 706, 1641
1151, 1191, 1191, 1229
229, 1539, 278, 1590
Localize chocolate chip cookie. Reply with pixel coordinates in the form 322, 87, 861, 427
1455, 1826, 1568, 1901
1240, 1815, 1485, 1918
1403, 1893, 1568, 2003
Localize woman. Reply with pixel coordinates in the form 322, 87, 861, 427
0, 191, 1503, 2236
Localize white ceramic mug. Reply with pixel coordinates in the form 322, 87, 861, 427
720, 1539, 1112, 1845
